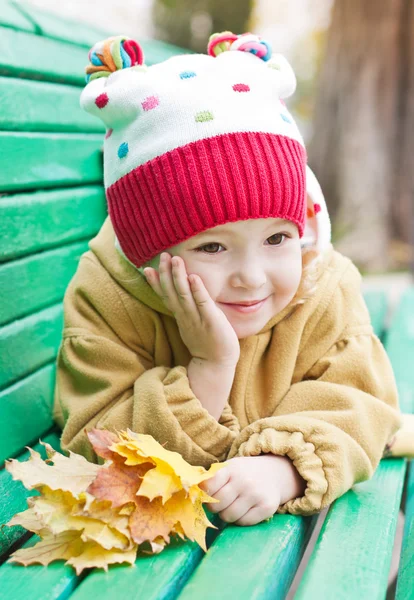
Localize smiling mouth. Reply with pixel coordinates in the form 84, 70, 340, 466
221, 298, 268, 306
219, 297, 269, 313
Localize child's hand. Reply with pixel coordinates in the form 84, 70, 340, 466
143, 253, 240, 367
200, 454, 305, 526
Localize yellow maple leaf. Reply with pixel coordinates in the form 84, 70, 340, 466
111, 429, 226, 503
9, 531, 84, 567
7, 506, 47, 534
9, 532, 137, 575
66, 540, 137, 574
5, 446, 99, 497
71, 495, 132, 541
32, 488, 130, 551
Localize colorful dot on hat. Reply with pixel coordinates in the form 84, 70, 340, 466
142, 95, 159, 111
233, 83, 250, 92
95, 93, 109, 109
195, 110, 214, 123
307, 207, 314, 219
105, 128, 113, 139
281, 113, 292, 124
314, 203, 321, 214
118, 142, 129, 159
180, 70, 197, 79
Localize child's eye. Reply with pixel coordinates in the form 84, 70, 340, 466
195, 242, 223, 254
266, 233, 287, 246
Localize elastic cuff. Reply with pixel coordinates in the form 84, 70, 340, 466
228, 428, 328, 515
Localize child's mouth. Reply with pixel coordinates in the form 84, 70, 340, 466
220, 297, 268, 314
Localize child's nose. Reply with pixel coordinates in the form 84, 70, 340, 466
229, 267, 267, 289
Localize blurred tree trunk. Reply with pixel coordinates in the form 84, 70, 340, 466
152, 0, 254, 53
308, 0, 414, 271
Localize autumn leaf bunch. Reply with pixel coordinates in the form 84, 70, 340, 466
5, 429, 225, 573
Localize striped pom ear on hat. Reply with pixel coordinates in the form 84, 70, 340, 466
80, 36, 147, 128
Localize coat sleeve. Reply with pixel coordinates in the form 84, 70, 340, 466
54, 255, 240, 467
227, 287, 402, 516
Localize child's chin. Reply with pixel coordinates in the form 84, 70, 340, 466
232, 320, 267, 340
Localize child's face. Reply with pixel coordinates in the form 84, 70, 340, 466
157, 218, 303, 339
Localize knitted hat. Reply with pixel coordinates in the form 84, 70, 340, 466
81, 33, 328, 267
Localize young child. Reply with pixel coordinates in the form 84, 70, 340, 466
54, 32, 409, 527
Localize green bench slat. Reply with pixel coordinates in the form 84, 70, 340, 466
0, 431, 61, 557
0, 240, 88, 326
0, 0, 36, 33
0, 26, 89, 84
0, 77, 105, 132
396, 461, 414, 600
177, 515, 318, 600
363, 290, 387, 338
294, 289, 414, 598
1, 186, 106, 262
0, 304, 63, 390
295, 459, 406, 600
14, 2, 109, 48
383, 288, 414, 414
0, 132, 103, 192
0, 364, 56, 463
0, 26, 191, 86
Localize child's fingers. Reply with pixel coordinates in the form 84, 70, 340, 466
201, 467, 230, 497
170, 256, 199, 315
189, 274, 218, 321
158, 253, 180, 310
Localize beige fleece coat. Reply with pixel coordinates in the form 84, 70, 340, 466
54, 217, 402, 515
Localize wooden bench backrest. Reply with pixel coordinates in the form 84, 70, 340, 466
0, 0, 186, 558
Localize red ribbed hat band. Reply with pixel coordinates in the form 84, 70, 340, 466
107, 132, 306, 267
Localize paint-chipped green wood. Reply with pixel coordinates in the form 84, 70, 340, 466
0, 534, 81, 600
1, 187, 106, 262
68, 514, 224, 600
177, 514, 318, 600
384, 288, 414, 414
0, 132, 103, 192
0, 25, 190, 85
0, 364, 56, 463
0, 26, 89, 84
0, 240, 88, 326
15, 2, 109, 47
0, 0, 36, 33
0, 431, 61, 556
295, 459, 406, 600
363, 290, 387, 338
396, 461, 414, 600
0, 77, 105, 132
0, 304, 63, 390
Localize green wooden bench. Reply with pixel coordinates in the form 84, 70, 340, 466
0, 3, 413, 598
